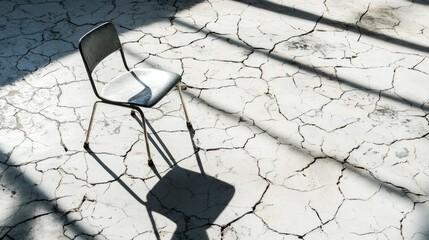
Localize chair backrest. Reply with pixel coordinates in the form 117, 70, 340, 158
79, 22, 122, 75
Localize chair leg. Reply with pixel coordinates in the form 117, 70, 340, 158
177, 81, 191, 127
135, 108, 153, 166
84, 101, 100, 148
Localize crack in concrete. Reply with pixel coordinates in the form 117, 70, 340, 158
1, 0, 429, 239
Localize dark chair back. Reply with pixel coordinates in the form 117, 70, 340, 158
79, 22, 122, 74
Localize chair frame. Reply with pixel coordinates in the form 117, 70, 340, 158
79, 22, 191, 166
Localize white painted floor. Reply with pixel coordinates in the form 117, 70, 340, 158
1, 0, 429, 239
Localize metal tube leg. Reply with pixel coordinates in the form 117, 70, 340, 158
84, 101, 100, 148
136, 108, 153, 166
177, 81, 190, 125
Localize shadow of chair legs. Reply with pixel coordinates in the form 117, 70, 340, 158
132, 112, 205, 174
85, 119, 235, 240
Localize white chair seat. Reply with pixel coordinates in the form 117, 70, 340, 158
101, 68, 181, 107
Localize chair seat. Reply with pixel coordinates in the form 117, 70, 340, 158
101, 68, 181, 107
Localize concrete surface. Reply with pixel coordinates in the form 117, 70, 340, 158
1, 0, 429, 239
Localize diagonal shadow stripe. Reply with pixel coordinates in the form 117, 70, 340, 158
181, 83, 424, 202
173, 18, 429, 112
0, 151, 93, 239
0, 0, 205, 87
233, 0, 429, 53
406, 0, 429, 5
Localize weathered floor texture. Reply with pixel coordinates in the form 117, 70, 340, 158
1, 0, 429, 239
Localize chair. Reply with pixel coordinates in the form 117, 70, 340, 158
79, 22, 191, 166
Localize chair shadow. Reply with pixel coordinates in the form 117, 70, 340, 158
85, 117, 235, 240
146, 165, 235, 239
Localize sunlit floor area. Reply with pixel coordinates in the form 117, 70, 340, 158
1, 0, 429, 239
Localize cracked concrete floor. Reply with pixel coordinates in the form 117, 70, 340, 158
1, 0, 429, 239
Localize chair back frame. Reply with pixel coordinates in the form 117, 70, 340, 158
79, 22, 130, 100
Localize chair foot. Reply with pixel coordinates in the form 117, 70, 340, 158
148, 159, 154, 167
179, 83, 187, 90
83, 142, 89, 149
131, 110, 136, 117
186, 122, 192, 128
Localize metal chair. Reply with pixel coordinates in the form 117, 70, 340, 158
79, 22, 191, 166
